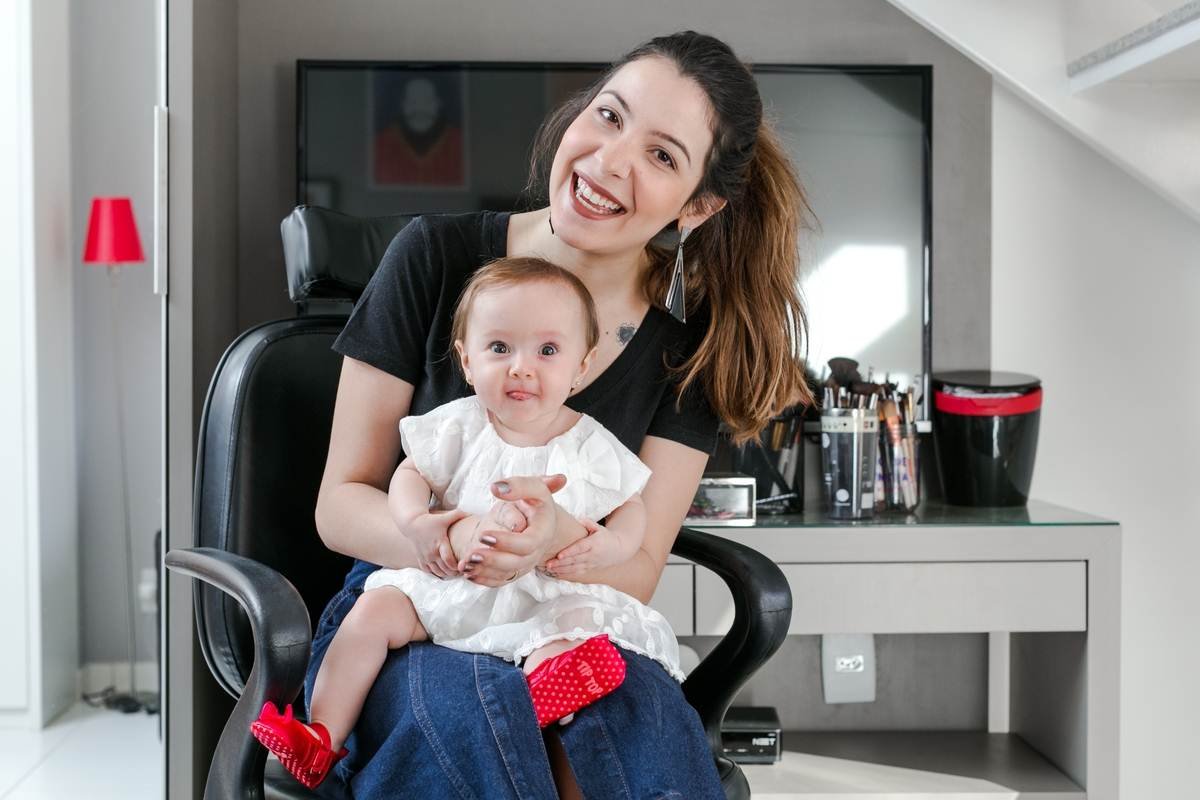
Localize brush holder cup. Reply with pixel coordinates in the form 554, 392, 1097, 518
820, 408, 879, 520
877, 421, 920, 512
732, 410, 805, 515
932, 370, 1042, 507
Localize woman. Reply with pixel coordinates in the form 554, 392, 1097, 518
309, 30, 815, 799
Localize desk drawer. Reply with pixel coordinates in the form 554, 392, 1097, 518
696, 561, 1085, 635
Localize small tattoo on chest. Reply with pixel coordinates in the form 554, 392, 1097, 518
616, 323, 637, 346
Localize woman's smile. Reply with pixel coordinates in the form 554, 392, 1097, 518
571, 172, 626, 217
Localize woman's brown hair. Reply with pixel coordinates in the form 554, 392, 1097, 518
525, 31, 816, 444
450, 256, 601, 357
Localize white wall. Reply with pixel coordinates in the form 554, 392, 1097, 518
70, 0, 161, 668
992, 84, 1200, 798
887, 0, 1200, 225
0, 0, 34, 717
0, 0, 80, 728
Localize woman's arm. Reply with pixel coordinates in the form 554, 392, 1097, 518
315, 358, 421, 568
545, 436, 708, 604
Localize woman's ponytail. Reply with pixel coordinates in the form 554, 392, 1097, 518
659, 121, 817, 444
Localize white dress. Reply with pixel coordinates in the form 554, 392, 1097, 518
363, 396, 684, 681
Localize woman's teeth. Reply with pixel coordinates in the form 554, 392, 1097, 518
575, 176, 624, 214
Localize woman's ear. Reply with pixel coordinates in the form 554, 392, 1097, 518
677, 193, 727, 234
454, 340, 472, 384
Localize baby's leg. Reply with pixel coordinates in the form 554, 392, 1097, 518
523, 606, 596, 675
309, 587, 426, 750
523, 640, 578, 676
524, 634, 626, 728
523, 609, 609, 725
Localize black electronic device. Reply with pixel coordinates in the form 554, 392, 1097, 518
721, 706, 782, 765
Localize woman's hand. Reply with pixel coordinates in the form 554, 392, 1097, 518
459, 475, 567, 587
447, 500, 528, 568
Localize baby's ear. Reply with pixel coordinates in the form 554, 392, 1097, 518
454, 340, 471, 382
579, 346, 598, 378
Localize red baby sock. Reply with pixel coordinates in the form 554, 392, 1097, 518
526, 634, 627, 728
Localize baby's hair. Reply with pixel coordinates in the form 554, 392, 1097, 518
450, 257, 601, 354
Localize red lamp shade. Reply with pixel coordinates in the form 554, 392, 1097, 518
83, 197, 144, 265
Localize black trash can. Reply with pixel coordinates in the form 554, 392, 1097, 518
932, 370, 1042, 507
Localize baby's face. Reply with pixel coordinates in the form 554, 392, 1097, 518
456, 281, 593, 431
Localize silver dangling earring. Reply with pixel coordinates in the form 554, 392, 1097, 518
664, 226, 691, 323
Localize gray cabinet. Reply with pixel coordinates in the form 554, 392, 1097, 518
670, 500, 1120, 800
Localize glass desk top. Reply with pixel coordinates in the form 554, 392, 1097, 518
689, 498, 1117, 530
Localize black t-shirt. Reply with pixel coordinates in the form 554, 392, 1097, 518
332, 211, 719, 588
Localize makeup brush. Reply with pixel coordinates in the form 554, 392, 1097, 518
880, 398, 902, 506
902, 386, 920, 506
827, 357, 862, 387
878, 400, 897, 506
882, 398, 916, 507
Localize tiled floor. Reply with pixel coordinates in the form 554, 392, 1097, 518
0, 703, 162, 799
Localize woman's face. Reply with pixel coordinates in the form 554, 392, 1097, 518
548, 56, 719, 256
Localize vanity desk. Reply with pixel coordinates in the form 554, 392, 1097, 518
654, 500, 1120, 800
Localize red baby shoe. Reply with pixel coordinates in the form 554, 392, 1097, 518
250, 702, 348, 789
526, 634, 627, 728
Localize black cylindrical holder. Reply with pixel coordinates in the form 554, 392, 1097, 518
932, 370, 1042, 507
821, 408, 879, 519
732, 409, 805, 515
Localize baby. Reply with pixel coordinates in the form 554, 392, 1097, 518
251, 256, 682, 789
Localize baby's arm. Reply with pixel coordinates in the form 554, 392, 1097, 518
540, 494, 646, 578
388, 458, 467, 577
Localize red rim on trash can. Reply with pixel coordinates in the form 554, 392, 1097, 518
934, 387, 1042, 417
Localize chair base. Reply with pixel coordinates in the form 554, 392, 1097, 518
718, 756, 751, 800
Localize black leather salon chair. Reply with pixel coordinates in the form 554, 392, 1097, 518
165, 206, 793, 800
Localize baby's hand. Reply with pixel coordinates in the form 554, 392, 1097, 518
542, 518, 634, 577
407, 508, 469, 578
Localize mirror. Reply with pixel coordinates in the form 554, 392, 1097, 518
758, 68, 930, 409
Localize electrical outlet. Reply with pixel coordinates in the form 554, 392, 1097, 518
835, 655, 865, 673
822, 634, 876, 704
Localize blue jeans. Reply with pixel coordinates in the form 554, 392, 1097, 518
304, 584, 725, 799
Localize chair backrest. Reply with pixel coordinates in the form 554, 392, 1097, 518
281, 205, 415, 313
194, 206, 415, 696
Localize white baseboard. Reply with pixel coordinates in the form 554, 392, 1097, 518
80, 661, 159, 695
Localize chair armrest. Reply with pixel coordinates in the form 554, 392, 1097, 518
166, 547, 312, 800
672, 528, 792, 753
